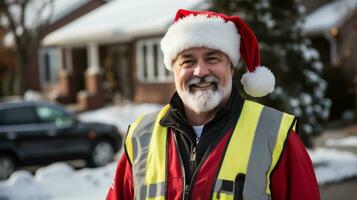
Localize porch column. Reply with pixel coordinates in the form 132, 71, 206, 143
78, 42, 105, 110
55, 47, 76, 103
65, 47, 73, 74
87, 43, 101, 74
85, 43, 103, 94
324, 28, 339, 66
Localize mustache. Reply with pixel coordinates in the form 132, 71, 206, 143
187, 75, 219, 91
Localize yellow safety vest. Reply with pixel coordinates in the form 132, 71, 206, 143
125, 100, 296, 200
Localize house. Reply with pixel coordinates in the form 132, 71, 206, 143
36, 0, 108, 98
42, 0, 207, 110
1, 0, 107, 98
302, 0, 357, 118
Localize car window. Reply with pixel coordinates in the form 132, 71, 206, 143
36, 106, 74, 126
0, 106, 39, 125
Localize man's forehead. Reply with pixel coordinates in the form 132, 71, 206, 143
177, 47, 226, 58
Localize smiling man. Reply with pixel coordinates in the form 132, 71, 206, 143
106, 9, 320, 200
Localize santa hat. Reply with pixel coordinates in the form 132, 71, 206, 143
160, 9, 275, 97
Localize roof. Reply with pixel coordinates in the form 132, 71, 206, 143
303, 0, 357, 35
50, 0, 92, 23
23, 0, 92, 28
42, 0, 208, 46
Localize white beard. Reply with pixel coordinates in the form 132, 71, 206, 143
186, 89, 223, 112
177, 76, 232, 113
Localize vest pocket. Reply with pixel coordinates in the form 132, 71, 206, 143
214, 173, 246, 200
214, 179, 234, 199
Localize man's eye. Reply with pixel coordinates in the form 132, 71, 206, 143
207, 57, 219, 63
180, 60, 194, 67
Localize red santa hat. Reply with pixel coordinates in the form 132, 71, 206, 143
160, 9, 275, 97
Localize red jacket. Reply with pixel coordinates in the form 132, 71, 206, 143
106, 129, 320, 200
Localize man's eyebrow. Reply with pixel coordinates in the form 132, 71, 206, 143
205, 50, 222, 56
178, 53, 195, 59
173, 53, 194, 64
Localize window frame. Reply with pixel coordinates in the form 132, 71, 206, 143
39, 47, 63, 86
136, 38, 173, 83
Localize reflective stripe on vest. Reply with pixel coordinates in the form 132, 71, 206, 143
125, 105, 170, 200
125, 101, 296, 200
212, 100, 296, 200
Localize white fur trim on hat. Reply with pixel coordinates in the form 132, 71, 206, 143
160, 15, 240, 70
240, 66, 275, 97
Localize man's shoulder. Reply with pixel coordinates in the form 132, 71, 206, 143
129, 105, 170, 134
131, 111, 160, 130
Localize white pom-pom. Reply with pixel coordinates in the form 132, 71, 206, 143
240, 66, 275, 97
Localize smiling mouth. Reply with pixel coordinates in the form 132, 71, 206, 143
189, 81, 218, 92
186, 76, 220, 93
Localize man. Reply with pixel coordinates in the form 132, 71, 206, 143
106, 9, 320, 200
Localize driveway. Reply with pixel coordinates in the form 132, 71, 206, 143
314, 124, 357, 200
319, 178, 357, 200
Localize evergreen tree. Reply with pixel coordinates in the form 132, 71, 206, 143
211, 0, 331, 147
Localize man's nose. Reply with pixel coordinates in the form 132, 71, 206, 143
193, 61, 210, 77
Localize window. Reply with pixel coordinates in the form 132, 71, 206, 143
39, 47, 63, 86
136, 38, 173, 82
44, 54, 51, 82
36, 106, 74, 126
0, 106, 39, 125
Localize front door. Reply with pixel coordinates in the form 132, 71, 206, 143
107, 45, 132, 100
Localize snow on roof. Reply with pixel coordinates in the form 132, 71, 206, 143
303, 0, 357, 35
42, 0, 208, 46
50, 0, 91, 23
23, 0, 91, 27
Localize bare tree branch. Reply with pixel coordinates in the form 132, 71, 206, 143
0, 0, 21, 48
19, 0, 28, 32
0, 0, 54, 94
33, 0, 53, 38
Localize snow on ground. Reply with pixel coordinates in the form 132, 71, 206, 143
79, 102, 163, 134
309, 148, 357, 185
1, 103, 357, 199
325, 136, 357, 147
0, 162, 117, 200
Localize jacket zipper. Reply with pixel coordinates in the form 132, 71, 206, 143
189, 146, 197, 173
186, 144, 213, 199
171, 127, 213, 199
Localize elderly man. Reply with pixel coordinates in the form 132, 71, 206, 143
106, 9, 320, 200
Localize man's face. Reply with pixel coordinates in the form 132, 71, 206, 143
172, 47, 234, 113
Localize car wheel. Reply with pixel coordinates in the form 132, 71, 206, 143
0, 154, 16, 180
88, 140, 115, 167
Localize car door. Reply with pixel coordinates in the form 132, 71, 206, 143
34, 105, 90, 158
0, 105, 57, 163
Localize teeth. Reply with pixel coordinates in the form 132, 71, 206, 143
195, 82, 212, 88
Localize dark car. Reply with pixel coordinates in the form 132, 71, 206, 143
0, 101, 122, 179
